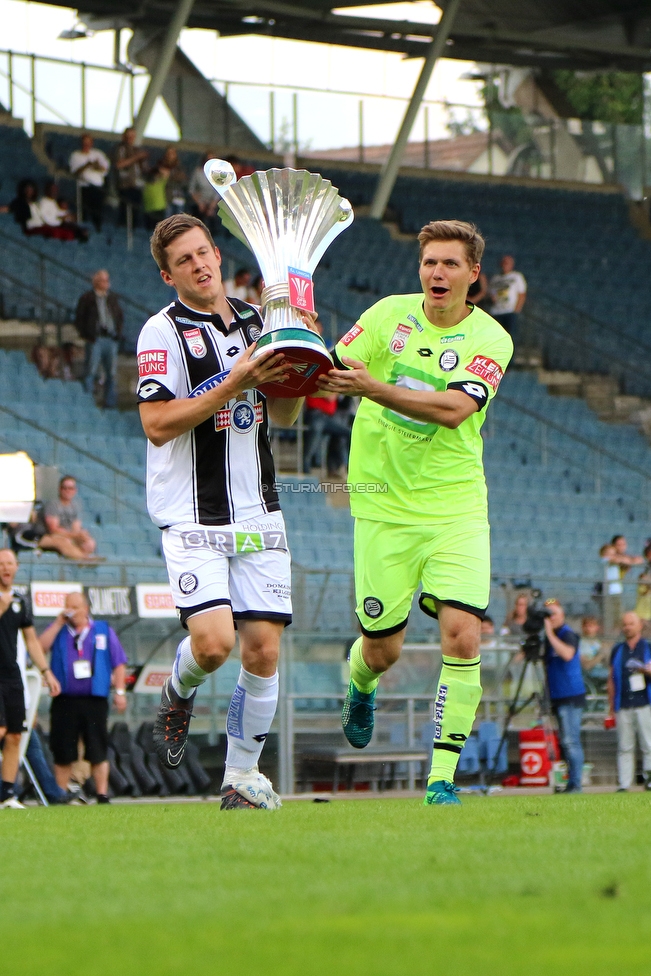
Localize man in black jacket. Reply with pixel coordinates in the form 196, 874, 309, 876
75, 269, 124, 409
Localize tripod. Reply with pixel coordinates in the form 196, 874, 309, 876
484, 633, 557, 790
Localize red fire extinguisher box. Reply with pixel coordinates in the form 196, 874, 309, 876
519, 727, 559, 786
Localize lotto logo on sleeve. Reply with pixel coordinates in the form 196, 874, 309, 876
288, 267, 315, 312
138, 350, 167, 376
465, 355, 504, 390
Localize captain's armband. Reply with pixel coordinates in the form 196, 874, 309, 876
446, 380, 489, 411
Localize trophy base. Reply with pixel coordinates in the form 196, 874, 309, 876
252, 329, 333, 397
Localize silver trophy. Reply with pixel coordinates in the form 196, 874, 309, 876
204, 158, 354, 397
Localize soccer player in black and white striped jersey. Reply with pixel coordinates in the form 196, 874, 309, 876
139, 214, 306, 809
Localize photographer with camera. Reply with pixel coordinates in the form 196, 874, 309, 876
542, 600, 586, 794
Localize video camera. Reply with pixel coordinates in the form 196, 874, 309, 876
523, 599, 553, 636
520, 591, 553, 661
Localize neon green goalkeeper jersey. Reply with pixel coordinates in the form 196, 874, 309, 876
334, 295, 513, 524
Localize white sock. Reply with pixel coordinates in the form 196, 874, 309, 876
170, 636, 208, 699
224, 668, 279, 777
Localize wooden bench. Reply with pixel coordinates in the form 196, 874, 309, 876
301, 748, 428, 793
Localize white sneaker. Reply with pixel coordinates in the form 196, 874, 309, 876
1, 796, 26, 809
222, 765, 282, 810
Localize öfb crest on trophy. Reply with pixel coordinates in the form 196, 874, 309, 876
204, 157, 354, 397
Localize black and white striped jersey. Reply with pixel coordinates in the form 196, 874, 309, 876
136, 298, 279, 528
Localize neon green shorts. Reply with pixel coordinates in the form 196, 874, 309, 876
354, 517, 490, 636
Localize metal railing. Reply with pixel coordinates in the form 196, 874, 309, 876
520, 289, 651, 400
2, 47, 650, 193
0, 226, 155, 338
489, 396, 651, 512
0, 402, 145, 522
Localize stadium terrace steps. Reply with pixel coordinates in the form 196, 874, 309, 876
2, 119, 651, 625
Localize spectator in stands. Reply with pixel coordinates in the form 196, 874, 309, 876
37, 182, 89, 242
607, 611, 651, 792
39, 591, 127, 805
113, 127, 148, 226
303, 321, 351, 475
467, 271, 489, 307
480, 615, 498, 648
303, 392, 351, 476
31, 341, 55, 379
159, 146, 187, 216
500, 592, 529, 636
42, 476, 98, 562
58, 341, 82, 382
635, 541, 651, 628
225, 155, 255, 180
224, 267, 252, 301
610, 534, 643, 571
489, 255, 527, 337
75, 269, 123, 409
600, 542, 622, 634
189, 151, 219, 231
69, 133, 110, 232
579, 615, 608, 680
543, 599, 585, 794
11, 500, 93, 563
602, 536, 643, 634
325, 394, 356, 476
249, 273, 264, 305
0, 549, 60, 808
142, 164, 169, 230
2, 178, 42, 234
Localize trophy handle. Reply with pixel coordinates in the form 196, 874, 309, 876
204, 159, 237, 192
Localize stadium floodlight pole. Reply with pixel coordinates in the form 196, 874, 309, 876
368, 0, 461, 221
133, 0, 196, 144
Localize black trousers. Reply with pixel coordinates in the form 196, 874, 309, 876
80, 185, 105, 232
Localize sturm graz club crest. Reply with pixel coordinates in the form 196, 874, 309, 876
179, 572, 198, 594
439, 349, 459, 372
231, 401, 256, 433
363, 597, 383, 618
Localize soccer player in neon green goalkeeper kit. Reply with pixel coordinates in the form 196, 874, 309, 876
317, 220, 513, 805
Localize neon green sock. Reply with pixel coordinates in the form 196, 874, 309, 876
349, 637, 382, 694
428, 655, 482, 785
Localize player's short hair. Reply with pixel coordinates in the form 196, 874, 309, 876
418, 219, 485, 266
150, 214, 216, 272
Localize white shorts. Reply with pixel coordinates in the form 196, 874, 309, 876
162, 514, 292, 628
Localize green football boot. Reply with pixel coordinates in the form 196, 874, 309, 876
424, 780, 462, 806
342, 680, 377, 749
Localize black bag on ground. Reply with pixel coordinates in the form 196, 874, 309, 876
110, 722, 158, 795
185, 740, 213, 793
131, 741, 160, 795
107, 746, 130, 796
108, 723, 142, 797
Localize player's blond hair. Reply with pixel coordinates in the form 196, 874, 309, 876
418, 219, 485, 266
150, 214, 216, 272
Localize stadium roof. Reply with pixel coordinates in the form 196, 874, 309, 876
62, 1, 651, 72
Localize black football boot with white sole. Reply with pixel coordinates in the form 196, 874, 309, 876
153, 677, 196, 768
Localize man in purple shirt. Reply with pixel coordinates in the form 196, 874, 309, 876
39, 592, 127, 804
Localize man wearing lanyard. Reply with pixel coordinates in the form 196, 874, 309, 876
39, 591, 127, 804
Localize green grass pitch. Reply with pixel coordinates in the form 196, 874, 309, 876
3, 793, 651, 975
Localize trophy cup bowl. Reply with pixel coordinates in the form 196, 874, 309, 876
204, 158, 354, 397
